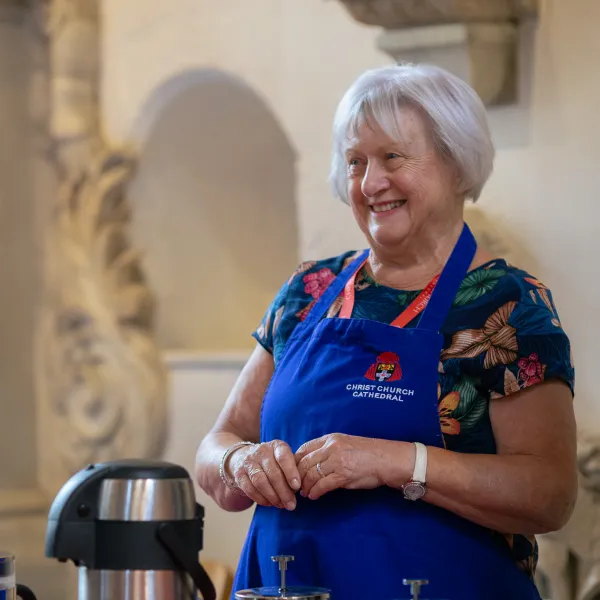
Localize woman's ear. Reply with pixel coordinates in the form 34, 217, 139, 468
450, 161, 466, 198
436, 140, 463, 197
454, 173, 465, 197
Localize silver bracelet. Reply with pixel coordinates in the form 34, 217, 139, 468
219, 441, 256, 489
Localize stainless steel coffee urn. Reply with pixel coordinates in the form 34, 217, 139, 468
45, 459, 216, 600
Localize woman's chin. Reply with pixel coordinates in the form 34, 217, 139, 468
368, 221, 411, 249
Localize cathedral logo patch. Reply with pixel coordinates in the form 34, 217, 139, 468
365, 351, 402, 383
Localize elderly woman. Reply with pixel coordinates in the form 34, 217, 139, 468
195, 64, 577, 600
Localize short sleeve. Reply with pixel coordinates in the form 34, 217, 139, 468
488, 278, 575, 399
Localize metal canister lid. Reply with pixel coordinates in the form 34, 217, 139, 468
234, 586, 330, 600
0, 552, 15, 578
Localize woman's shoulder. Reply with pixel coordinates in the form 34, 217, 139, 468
253, 250, 364, 360
491, 258, 557, 293
454, 258, 565, 319
443, 258, 575, 398
449, 257, 572, 360
495, 261, 572, 348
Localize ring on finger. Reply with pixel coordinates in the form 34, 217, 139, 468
316, 462, 324, 478
248, 467, 264, 478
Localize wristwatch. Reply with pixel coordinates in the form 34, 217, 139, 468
402, 442, 427, 501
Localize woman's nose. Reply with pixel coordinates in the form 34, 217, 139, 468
361, 163, 391, 198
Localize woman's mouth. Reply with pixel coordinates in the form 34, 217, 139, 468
370, 199, 407, 214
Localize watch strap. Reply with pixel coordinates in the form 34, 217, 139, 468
412, 442, 427, 483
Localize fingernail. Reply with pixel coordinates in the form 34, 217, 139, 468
291, 478, 300, 490
300, 491, 306, 497
286, 501, 296, 511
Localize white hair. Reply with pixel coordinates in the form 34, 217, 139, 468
329, 63, 495, 203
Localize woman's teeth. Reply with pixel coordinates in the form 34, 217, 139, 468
371, 200, 406, 213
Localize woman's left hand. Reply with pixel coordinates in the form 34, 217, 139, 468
295, 433, 391, 500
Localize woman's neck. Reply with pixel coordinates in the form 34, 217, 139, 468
367, 221, 467, 291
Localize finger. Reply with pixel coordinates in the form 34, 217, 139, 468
236, 473, 272, 507
300, 460, 329, 497
273, 441, 301, 491
262, 459, 297, 511
297, 447, 329, 480
247, 466, 285, 509
295, 437, 327, 462
307, 473, 345, 500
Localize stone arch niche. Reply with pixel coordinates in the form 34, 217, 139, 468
128, 69, 299, 353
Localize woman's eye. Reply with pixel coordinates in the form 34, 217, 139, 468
386, 153, 400, 160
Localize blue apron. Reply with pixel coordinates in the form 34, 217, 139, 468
232, 224, 541, 600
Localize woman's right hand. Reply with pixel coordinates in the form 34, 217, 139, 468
228, 440, 301, 510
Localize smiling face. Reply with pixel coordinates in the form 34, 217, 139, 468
345, 106, 463, 254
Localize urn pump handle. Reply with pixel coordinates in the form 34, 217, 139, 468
16, 584, 38, 600
156, 508, 216, 600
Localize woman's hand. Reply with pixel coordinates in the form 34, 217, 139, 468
295, 433, 392, 500
228, 440, 301, 510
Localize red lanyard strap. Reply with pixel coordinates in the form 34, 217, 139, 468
339, 259, 440, 329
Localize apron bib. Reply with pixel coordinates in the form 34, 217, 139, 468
232, 224, 541, 600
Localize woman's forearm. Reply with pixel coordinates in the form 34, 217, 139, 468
195, 432, 255, 513
195, 344, 275, 512
379, 441, 577, 535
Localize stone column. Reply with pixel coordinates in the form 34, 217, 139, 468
0, 0, 45, 507
0, 1, 168, 597
36, 0, 169, 499
0, 7, 70, 600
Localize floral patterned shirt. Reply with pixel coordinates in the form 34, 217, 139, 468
252, 250, 575, 580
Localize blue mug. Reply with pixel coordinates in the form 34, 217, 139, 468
0, 552, 37, 600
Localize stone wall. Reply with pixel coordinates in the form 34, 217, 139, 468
103, 0, 600, 430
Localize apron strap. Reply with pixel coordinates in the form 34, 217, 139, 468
416, 223, 477, 332
301, 223, 476, 333
301, 250, 369, 329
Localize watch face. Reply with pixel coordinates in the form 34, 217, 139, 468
403, 482, 426, 501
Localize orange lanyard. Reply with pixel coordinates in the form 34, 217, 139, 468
339, 259, 440, 328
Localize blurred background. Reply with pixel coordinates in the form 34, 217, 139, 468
1, 1, 599, 599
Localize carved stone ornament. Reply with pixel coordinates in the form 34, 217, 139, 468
0, 0, 28, 9
334, 0, 539, 106
35, 0, 168, 497
335, 0, 538, 28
